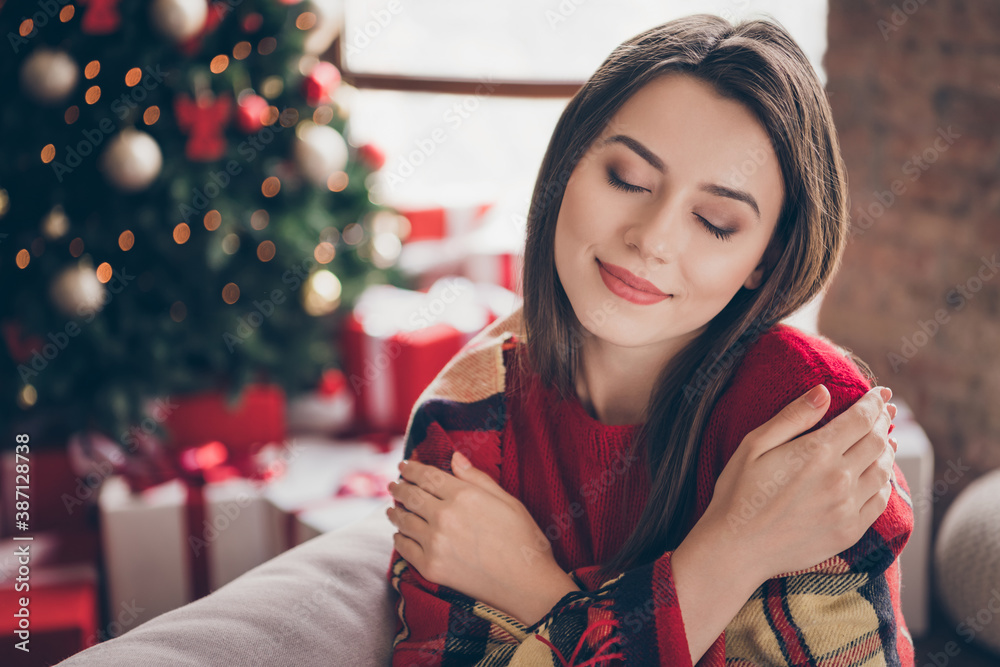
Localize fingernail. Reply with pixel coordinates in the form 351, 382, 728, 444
807, 384, 827, 407
889, 437, 898, 452
879, 387, 892, 402
452, 450, 470, 470
887, 403, 897, 419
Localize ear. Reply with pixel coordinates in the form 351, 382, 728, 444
744, 239, 779, 290
744, 262, 765, 290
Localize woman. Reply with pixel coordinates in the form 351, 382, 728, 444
385, 14, 913, 666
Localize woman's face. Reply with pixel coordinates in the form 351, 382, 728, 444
554, 72, 785, 348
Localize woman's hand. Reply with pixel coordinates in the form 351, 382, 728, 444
386, 451, 579, 626
696, 383, 898, 585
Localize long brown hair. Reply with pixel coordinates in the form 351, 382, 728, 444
515, 13, 874, 581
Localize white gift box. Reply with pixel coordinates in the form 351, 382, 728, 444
263, 435, 406, 551
99, 474, 281, 634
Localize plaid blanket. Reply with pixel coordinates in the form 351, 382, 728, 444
387, 306, 915, 666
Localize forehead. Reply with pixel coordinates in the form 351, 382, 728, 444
599, 73, 784, 211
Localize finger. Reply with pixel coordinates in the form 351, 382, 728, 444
392, 529, 425, 565
389, 479, 439, 519
855, 441, 895, 502
398, 459, 455, 501
812, 386, 888, 457
858, 478, 893, 530
387, 505, 429, 545
451, 450, 515, 503
743, 383, 831, 457
841, 404, 892, 475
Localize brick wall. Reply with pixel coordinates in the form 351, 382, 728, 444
820, 0, 1000, 524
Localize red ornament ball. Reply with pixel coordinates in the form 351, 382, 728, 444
358, 143, 386, 171
236, 94, 268, 133
302, 61, 341, 106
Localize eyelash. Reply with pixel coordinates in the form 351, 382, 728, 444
605, 168, 736, 242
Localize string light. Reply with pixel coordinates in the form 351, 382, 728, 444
204, 210, 221, 231
233, 41, 251, 60
222, 282, 240, 304
250, 209, 269, 230
96, 262, 113, 283
125, 67, 142, 87
261, 176, 281, 197
170, 301, 187, 322
119, 230, 134, 251
173, 223, 191, 244
313, 242, 335, 264
257, 240, 275, 262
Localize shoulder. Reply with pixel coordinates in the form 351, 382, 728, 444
400, 305, 523, 461
705, 323, 875, 463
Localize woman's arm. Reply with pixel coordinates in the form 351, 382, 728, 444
390, 377, 908, 667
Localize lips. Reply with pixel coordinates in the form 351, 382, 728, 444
596, 259, 671, 306
596, 259, 669, 296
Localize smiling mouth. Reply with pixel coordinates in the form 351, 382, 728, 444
596, 259, 672, 305
596, 258, 670, 296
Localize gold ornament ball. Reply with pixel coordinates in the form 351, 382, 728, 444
150, 0, 208, 42
100, 128, 163, 192
301, 269, 342, 316
293, 121, 349, 189
20, 47, 79, 106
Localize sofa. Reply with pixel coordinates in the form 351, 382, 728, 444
56, 498, 399, 666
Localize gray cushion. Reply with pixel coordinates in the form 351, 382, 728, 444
57, 501, 399, 666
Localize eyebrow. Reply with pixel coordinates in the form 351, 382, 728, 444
600, 134, 761, 221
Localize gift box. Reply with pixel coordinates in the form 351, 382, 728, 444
340, 277, 518, 434
396, 202, 493, 243
286, 368, 355, 436
98, 470, 283, 631
162, 382, 286, 453
0, 529, 100, 666
264, 435, 404, 551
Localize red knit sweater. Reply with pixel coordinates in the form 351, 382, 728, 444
388, 309, 915, 666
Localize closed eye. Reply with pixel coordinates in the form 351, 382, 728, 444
605, 168, 648, 194
695, 214, 736, 242
606, 167, 736, 242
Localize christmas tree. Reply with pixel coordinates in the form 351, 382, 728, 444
0, 0, 405, 446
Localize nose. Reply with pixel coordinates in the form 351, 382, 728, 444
622, 202, 685, 270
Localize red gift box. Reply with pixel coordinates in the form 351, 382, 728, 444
339, 278, 510, 435
0, 529, 100, 666
162, 383, 286, 454
396, 203, 493, 243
